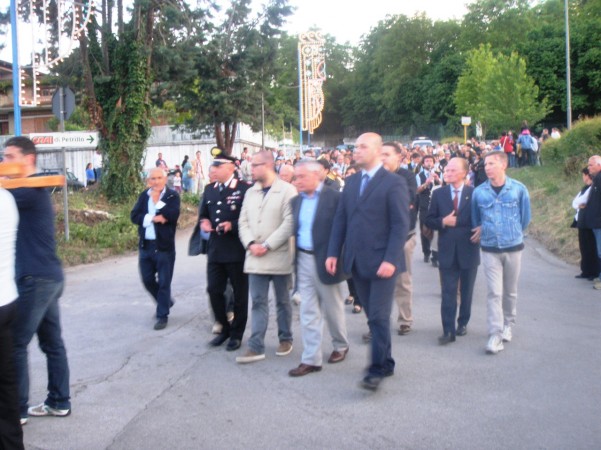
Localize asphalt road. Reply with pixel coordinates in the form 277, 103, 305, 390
22, 231, 601, 450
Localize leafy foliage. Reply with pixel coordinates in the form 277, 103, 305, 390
454, 44, 550, 137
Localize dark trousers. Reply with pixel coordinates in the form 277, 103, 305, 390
347, 278, 360, 306
439, 265, 478, 336
13, 278, 70, 417
207, 262, 249, 340
0, 302, 24, 450
578, 228, 599, 277
139, 241, 176, 319
419, 211, 431, 257
352, 269, 397, 377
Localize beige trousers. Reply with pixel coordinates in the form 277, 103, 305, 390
395, 234, 416, 326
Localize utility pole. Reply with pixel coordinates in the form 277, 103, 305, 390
565, 0, 572, 130
10, 0, 22, 135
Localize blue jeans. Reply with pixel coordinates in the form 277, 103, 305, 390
12, 277, 70, 418
247, 274, 292, 354
139, 241, 176, 319
592, 229, 601, 278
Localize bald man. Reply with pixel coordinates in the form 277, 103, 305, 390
131, 168, 181, 330
278, 164, 295, 184
425, 158, 480, 344
326, 133, 409, 391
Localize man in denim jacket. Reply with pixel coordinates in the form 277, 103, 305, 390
472, 152, 531, 354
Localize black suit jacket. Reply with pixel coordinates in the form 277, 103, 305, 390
327, 167, 410, 279
396, 167, 418, 232
424, 185, 480, 269
131, 187, 180, 252
292, 185, 347, 285
199, 178, 251, 263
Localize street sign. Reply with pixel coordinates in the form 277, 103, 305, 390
461, 116, 471, 126
52, 87, 76, 121
29, 132, 99, 149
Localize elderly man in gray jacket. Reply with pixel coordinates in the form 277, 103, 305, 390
237, 151, 297, 363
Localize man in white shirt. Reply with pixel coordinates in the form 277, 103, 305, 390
0, 188, 24, 448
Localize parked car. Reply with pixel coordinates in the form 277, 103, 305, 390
411, 137, 434, 149
41, 168, 85, 191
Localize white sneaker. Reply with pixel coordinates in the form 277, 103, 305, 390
235, 350, 266, 364
502, 326, 512, 342
291, 292, 301, 305
486, 335, 504, 354
212, 322, 223, 334
594, 278, 601, 290
28, 403, 71, 417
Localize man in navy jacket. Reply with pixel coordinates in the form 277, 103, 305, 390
425, 158, 480, 344
131, 168, 180, 330
326, 133, 409, 391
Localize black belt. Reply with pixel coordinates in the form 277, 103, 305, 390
143, 239, 157, 245
297, 248, 314, 255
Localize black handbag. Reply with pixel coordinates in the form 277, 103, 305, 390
188, 223, 208, 256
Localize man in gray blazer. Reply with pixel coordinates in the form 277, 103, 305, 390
289, 161, 349, 377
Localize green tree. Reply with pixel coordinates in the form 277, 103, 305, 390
173, 0, 292, 154
454, 44, 549, 137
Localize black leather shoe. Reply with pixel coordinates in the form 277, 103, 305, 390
423, 255, 430, 263
154, 318, 168, 330
438, 334, 456, 345
360, 375, 383, 391
209, 333, 229, 347
226, 338, 241, 351
456, 326, 467, 336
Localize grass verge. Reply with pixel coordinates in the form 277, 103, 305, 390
509, 163, 581, 265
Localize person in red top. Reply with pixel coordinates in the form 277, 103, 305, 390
500, 132, 515, 168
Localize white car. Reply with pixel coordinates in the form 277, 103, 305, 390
411, 137, 434, 149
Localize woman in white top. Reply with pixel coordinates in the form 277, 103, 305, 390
0, 187, 24, 448
572, 168, 599, 279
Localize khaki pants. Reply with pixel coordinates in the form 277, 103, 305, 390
395, 234, 416, 326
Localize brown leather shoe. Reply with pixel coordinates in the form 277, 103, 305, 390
288, 363, 322, 377
328, 348, 349, 364
398, 325, 411, 335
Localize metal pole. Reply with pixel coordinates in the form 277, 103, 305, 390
261, 92, 265, 151
59, 86, 70, 241
564, 0, 572, 130
10, 0, 22, 135
297, 41, 303, 151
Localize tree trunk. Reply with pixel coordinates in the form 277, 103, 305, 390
214, 122, 237, 155
117, 0, 124, 35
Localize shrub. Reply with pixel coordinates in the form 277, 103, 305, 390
440, 136, 465, 144
541, 116, 601, 175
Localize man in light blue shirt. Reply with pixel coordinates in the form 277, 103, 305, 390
288, 161, 349, 377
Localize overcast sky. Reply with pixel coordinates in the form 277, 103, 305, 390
2, 0, 475, 63
284, 0, 474, 45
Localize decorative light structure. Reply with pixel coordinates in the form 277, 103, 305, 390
298, 31, 326, 148
16, 0, 95, 107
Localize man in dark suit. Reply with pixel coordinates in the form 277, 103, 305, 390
382, 142, 418, 336
199, 154, 251, 351
416, 154, 441, 264
288, 161, 349, 377
131, 168, 180, 330
326, 133, 409, 391
425, 158, 480, 344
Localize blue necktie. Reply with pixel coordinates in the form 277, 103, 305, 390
360, 174, 369, 196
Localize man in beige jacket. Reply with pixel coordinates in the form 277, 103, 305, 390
236, 151, 297, 363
